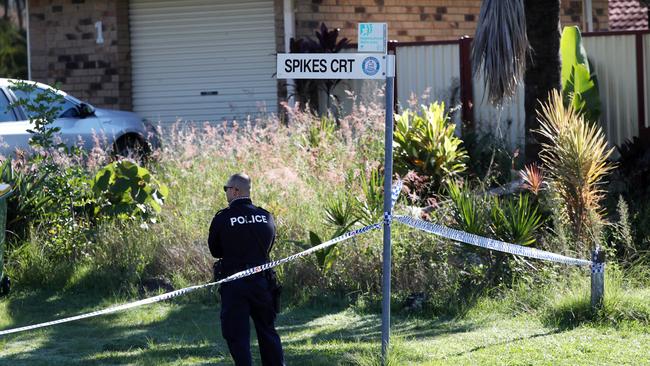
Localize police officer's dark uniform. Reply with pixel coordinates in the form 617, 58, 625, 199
208, 196, 284, 366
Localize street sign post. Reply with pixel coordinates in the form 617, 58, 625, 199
276, 27, 395, 365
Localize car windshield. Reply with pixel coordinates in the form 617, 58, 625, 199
12, 87, 82, 119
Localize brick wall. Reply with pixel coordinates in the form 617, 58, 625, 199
562, 0, 610, 31
29, 0, 131, 110
293, 0, 609, 44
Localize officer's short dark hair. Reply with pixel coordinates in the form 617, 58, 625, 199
228, 173, 251, 194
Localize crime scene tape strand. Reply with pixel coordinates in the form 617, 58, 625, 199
0, 223, 381, 336
394, 215, 591, 267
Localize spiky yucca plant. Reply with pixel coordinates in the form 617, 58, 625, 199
536, 90, 614, 248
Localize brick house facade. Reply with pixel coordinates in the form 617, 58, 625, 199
29, 0, 132, 110
293, 0, 609, 42
27, 0, 609, 113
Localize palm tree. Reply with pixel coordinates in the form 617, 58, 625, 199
472, 0, 561, 163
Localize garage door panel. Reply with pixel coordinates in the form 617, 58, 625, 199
130, 22, 275, 37
132, 70, 276, 83
132, 56, 275, 70
133, 91, 278, 102
130, 0, 277, 125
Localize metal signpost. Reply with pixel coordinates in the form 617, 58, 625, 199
276, 23, 394, 364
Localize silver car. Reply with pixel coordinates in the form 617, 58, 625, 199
0, 78, 154, 158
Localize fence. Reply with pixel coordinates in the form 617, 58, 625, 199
392, 30, 650, 149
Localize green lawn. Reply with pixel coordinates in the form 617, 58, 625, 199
1, 289, 648, 365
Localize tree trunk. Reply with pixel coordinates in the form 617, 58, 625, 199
523, 0, 561, 164
16, 0, 24, 30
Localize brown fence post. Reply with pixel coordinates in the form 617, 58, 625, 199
458, 36, 474, 133
591, 247, 605, 310
635, 33, 647, 140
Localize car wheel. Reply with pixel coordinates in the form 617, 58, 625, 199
114, 135, 149, 162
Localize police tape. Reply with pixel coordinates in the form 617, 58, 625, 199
0, 223, 381, 337
0, 180, 591, 336
390, 179, 402, 211
394, 215, 592, 267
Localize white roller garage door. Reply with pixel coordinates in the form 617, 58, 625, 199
129, 0, 278, 124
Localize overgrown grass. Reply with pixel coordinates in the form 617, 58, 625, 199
2, 95, 649, 364
0, 264, 648, 365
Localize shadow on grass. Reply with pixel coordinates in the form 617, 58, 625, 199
542, 293, 650, 331
1, 292, 229, 365
1, 279, 488, 366
0, 266, 230, 365
542, 296, 597, 330
450, 328, 562, 357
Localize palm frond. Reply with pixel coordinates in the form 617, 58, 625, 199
471, 0, 528, 105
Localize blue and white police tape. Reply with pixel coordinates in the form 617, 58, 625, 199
383, 179, 402, 226
394, 215, 592, 267
390, 179, 403, 211
0, 222, 381, 337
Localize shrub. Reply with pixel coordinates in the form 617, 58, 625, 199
446, 181, 545, 288
463, 129, 518, 186
447, 182, 488, 236
491, 193, 544, 246
289, 23, 351, 114
536, 90, 614, 253
91, 160, 169, 221
393, 102, 467, 196
1, 83, 169, 288
607, 136, 650, 254
356, 165, 384, 226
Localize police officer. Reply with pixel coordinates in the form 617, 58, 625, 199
208, 173, 285, 366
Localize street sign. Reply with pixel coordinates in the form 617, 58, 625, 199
276, 25, 395, 363
277, 53, 388, 79
358, 23, 387, 54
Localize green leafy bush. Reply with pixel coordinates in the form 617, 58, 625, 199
394, 102, 467, 194
324, 194, 359, 232
2, 82, 92, 254
463, 129, 517, 186
447, 182, 488, 236
356, 166, 384, 226
607, 137, 650, 255
91, 160, 168, 221
491, 193, 544, 246
446, 181, 545, 288
0, 160, 51, 240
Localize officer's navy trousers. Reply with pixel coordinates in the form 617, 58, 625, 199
220, 275, 284, 366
